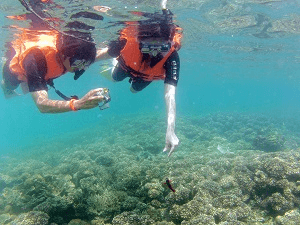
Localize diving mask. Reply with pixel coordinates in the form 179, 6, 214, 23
71, 59, 91, 71
71, 59, 92, 80
140, 41, 171, 56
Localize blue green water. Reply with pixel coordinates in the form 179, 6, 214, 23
1, 0, 300, 152
2, 44, 300, 152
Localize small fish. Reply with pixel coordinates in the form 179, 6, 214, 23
164, 178, 175, 192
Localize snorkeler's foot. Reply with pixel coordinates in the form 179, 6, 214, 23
1, 80, 20, 99
100, 66, 113, 81
99, 58, 118, 82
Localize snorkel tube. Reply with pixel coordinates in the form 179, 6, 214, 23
161, 0, 168, 10
161, 0, 173, 24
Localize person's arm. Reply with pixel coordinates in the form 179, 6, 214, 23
163, 51, 180, 156
31, 90, 71, 113
25, 48, 105, 113
95, 47, 111, 62
163, 83, 179, 156
31, 88, 105, 113
95, 39, 126, 61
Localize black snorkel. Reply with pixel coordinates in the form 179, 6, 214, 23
74, 69, 85, 80
162, 8, 173, 24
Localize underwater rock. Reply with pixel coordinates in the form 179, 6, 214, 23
144, 179, 164, 199
90, 218, 107, 225
262, 157, 289, 179
235, 0, 281, 4
235, 156, 300, 217
0, 213, 12, 224
135, 202, 149, 213
181, 213, 215, 225
3, 114, 300, 224
235, 204, 252, 221
1, 170, 81, 224
201, 180, 222, 198
165, 184, 195, 205
121, 196, 139, 211
261, 192, 294, 215
87, 189, 127, 220
215, 15, 257, 29
275, 209, 300, 225
253, 133, 285, 152
79, 176, 106, 194
9, 211, 49, 225
0, 174, 19, 194
208, 4, 241, 17
219, 175, 239, 191
269, 16, 300, 34
95, 156, 113, 167
154, 222, 176, 225
68, 219, 89, 225
150, 199, 162, 208
33, 197, 78, 224
169, 200, 214, 222
111, 211, 155, 225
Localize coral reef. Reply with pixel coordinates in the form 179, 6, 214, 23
253, 132, 285, 152
1, 113, 300, 224
9, 211, 49, 225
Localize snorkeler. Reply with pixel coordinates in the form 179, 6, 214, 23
97, 2, 183, 156
1, 0, 110, 113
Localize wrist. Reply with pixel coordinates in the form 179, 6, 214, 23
74, 99, 82, 110
69, 99, 79, 111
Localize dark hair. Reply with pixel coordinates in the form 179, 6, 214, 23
58, 31, 96, 65
134, 9, 175, 41
138, 22, 176, 42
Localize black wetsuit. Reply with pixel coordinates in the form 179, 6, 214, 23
107, 40, 180, 91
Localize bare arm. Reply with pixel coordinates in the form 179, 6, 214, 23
31, 88, 106, 113
165, 83, 176, 133
95, 47, 112, 62
163, 83, 179, 156
31, 90, 73, 113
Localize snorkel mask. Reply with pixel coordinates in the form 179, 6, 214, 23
137, 8, 174, 57
140, 41, 171, 56
70, 59, 92, 80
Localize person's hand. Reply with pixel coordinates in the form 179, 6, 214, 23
74, 88, 106, 110
163, 131, 179, 157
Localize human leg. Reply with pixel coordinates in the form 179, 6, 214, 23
111, 62, 131, 82
1, 62, 21, 99
130, 77, 152, 93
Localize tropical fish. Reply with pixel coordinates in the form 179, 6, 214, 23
164, 178, 175, 192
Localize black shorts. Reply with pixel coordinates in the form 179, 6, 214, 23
112, 64, 151, 92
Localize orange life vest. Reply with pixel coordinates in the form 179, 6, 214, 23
118, 24, 182, 81
9, 28, 65, 82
